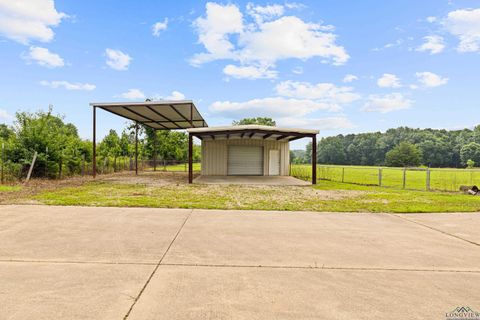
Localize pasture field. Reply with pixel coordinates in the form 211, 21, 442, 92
291, 164, 480, 192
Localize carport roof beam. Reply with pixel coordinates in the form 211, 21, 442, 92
90, 100, 208, 130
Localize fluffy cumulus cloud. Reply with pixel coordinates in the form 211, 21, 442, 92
210, 97, 340, 118
223, 64, 277, 79
275, 80, 360, 108
191, 2, 349, 79
105, 48, 131, 71
415, 72, 448, 88
343, 74, 358, 83
209, 80, 359, 129
0, 0, 67, 44
119, 89, 145, 100
416, 35, 445, 54
361, 93, 412, 113
377, 73, 401, 88
24, 46, 64, 67
152, 18, 168, 36
0, 108, 13, 121
444, 8, 480, 52
40, 80, 95, 91
165, 90, 186, 100
276, 116, 354, 130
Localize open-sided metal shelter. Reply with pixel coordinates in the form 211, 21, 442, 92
90, 100, 208, 177
187, 125, 319, 184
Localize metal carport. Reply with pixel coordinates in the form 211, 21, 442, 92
90, 100, 208, 179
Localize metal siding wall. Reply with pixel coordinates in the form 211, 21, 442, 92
202, 138, 290, 176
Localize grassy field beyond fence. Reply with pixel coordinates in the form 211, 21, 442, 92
291, 164, 480, 192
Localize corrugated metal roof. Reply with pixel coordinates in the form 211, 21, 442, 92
90, 100, 208, 130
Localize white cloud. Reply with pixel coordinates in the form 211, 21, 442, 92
415, 71, 448, 87
0, 0, 67, 44
246, 3, 284, 24
210, 97, 338, 118
426, 16, 437, 23
119, 89, 145, 100
25, 46, 64, 67
165, 90, 186, 100
152, 18, 168, 36
377, 73, 401, 88
361, 93, 412, 113
223, 64, 277, 79
191, 3, 243, 64
416, 35, 445, 54
40, 80, 95, 91
275, 80, 360, 107
343, 74, 358, 83
276, 116, 354, 130
191, 2, 349, 79
444, 8, 480, 52
0, 109, 13, 121
105, 48, 131, 71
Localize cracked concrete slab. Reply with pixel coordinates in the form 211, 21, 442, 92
163, 210, 480, 271
395, 213, 480, 245
0, 261, 153, 320
127, 265, 480, 320
0, 205, 190, 263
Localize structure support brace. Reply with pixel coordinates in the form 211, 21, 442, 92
93, 106, 96, 178
135, 122, 138, 175
312, 134, 317, 185
153, 130, 157, 171
188, 133, 193, 183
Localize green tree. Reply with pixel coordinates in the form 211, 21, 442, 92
232, 117, 276, 126
9, 108, 84, 177
460, 142, 480, 167
467, 159, 475, 169
384, 142, 423, 167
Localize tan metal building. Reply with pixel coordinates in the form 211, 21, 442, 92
187, 125, 319, 183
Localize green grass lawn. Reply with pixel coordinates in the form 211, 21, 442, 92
291, 164, 480, 192
0, 185, 21, 192
34, 180, 480, 213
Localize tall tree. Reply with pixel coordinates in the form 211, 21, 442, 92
460, 142, 480, 167
232, 117, 276, 126
385, 142, 422, 167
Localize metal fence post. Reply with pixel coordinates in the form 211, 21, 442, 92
378, 168, 382, 187
425, 168, 431, 191
402, 167, 406, 189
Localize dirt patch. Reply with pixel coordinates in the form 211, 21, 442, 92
100, 171, 194, 186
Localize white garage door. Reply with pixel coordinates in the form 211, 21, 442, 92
228, 146, 264, 175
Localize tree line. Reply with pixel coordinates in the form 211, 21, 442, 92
0, 108, 200, 179
298, 126, 480, 168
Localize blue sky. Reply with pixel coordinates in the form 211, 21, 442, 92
0, 0, 479, 148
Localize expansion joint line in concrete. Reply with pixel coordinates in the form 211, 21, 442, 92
159, 263, 480, 274
123, 210, 192, 320
391, 214, 479, 247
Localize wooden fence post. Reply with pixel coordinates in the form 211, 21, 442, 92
402, 167, 406, 189
378, 168, 382, 187
342, 167, 345, 183
25, 151, 38, 184
82, 153, 86, 176
426, 168, 430, 191
58, 157, 62, 179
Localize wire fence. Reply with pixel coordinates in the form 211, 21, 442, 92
0, 152, 200, 184
290, 164, 480, 192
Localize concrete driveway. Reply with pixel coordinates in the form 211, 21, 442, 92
0, 205, 479, 320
